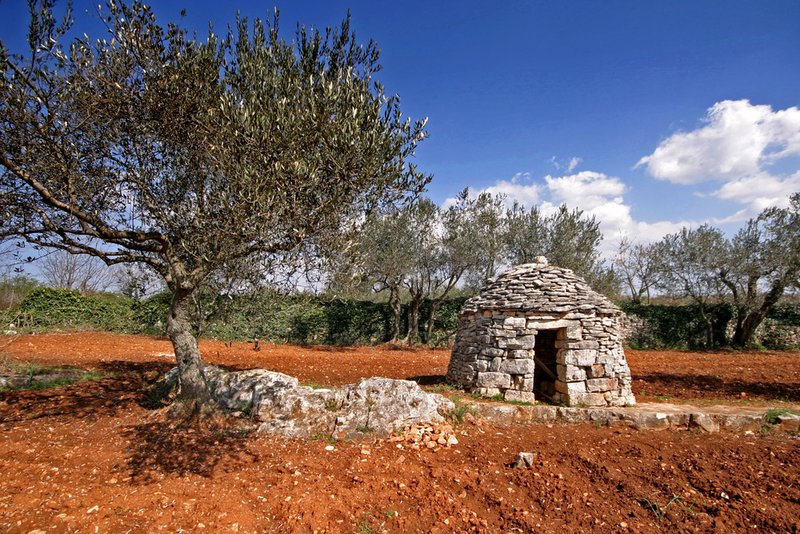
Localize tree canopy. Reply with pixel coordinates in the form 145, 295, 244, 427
1, 0, 429, 415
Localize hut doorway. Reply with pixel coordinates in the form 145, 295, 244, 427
533, 329, 559, 402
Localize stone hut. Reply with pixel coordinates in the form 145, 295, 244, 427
446, 258, 635, 407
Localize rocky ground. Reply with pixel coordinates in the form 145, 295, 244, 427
0, 332, 798, 532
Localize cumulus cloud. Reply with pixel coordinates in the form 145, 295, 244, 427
637, 100, 800, 214
450, 170, 690, 257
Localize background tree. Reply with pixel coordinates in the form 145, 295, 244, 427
613, 237, 663, 304
332, 205, 416, 342
505, 202, 618, 295
39, 249, 116, 293
421, 196, 477, 341
0, 1, 428, 416
458, 190, 507, 289
400, 198, 440, 345
720, 194, 800, 346
656, 225, 727, 347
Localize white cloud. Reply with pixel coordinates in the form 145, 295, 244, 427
549, 155, 583, 172
484, 180, 541, 206
637, 100, 800, 184
544, 171, 626, 208
456, 170, 688, 258
712, 171, 800, 212
637, 100, 800, 216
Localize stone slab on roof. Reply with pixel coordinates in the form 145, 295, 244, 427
461, 260, 621, 315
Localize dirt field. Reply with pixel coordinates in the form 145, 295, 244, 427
1, 332, 799, 532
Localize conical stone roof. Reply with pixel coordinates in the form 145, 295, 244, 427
462, 258, 620, 316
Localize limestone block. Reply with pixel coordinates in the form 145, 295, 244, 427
504, 390, 537, 403
509, 349, 532, 359
489, 328, 515, 338
499, 358, 535, 375
559, 340, 600, 350
555, 380, 586, 395
481, 347, 505, 358
564, 325, 583, 340
567, 392, 608, 406
476, 372, 511, 389
586, 378, 617, 392
689, 413, 720, 433
557, 364, 586, 382
511, 375, 534, 390
490, 357, 502, 371
511, 451, 537, 467
563, 312, 592, 320
504, 317, 527, 329
588, 364, 606, 378
503, 339, 522, 349
473, 387, 501, 397
527, 319, 576, 330
516, 335, 536, 349
563, 349, 597, 366
476, 360, 489, 373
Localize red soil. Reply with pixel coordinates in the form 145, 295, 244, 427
0, 332, 798, 532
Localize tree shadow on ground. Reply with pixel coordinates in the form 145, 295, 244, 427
122, 421, 259, 483
0, 360, 171, 423
635, 372, 800, 402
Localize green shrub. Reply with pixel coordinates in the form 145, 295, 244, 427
13, 288, 134, 331
621, 302, 733, 349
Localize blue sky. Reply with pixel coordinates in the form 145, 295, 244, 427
2, 0, 799, 255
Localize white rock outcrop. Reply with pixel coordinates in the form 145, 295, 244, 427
161, 366, 454, 439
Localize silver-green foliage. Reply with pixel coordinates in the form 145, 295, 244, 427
0, 0, 429, 409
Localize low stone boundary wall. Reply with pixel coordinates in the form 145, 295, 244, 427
472, 402, 800, 433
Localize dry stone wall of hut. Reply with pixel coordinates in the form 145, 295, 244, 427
446, 258, 635, 407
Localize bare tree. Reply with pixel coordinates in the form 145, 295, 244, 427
39, 249, 115, 292
0, 1, 428, 417
614, 237, 662, 304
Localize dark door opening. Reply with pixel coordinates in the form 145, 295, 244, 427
533, 329, 559, 402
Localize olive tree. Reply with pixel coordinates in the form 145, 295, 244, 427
656, 225, 727, 347
0, 1, 428, 416
506, 202, 617, 295
719, 194, 800, 346
457, 190, 508, 289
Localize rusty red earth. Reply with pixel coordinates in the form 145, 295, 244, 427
0, 332, 798, 532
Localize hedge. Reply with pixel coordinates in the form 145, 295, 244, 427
2, 286, 799, 350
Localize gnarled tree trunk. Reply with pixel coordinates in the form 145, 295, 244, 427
403, 292, 423, 346
167, 285, 214, 418
387, 286, 402, 343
